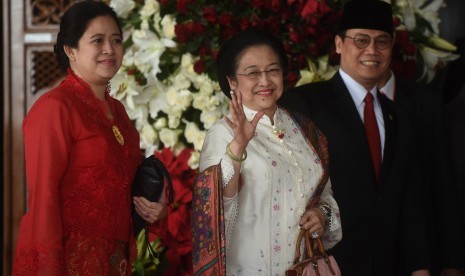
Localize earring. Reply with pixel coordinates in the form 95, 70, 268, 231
230, 89, 236, 95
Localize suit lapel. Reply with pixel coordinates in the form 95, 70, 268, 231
331, 74, 368, 144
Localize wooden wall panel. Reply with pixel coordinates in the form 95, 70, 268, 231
3, 1, 74, 274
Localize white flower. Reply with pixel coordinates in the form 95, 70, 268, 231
195, 75, 216, 96
159, 128, 182, 148
110, 0, 135, 19
184, 122, 207, 151
160, 15, 176, 39
140, 0, 159, 20
201, 108, 224, 129
110, 72, 140, 110
180, 53, 195, 72
125, 105, 148, 130
428, 35, 457, 52
296, 55, 337, 86
166, 88, 193, 111
140, 124, 158, 146
418, 45, 460, 82
130, 28, 176, 79
168, 113, 181, 129
154, 117, 167, 130
188, 151, 200, 170
416, 0, 444, 34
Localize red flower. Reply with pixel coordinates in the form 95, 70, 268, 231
176, 0, 191, 14
395, 30, 410, 45
250, 0, 268, 9
239, 18, 249, 30
153, 147, 196, 275
301, 0, 319, 18
271, 0, 282, 13
174, 24, 188, 44
194, 59, 205, 74
219, 12, 233, 26
403, 42, 416, 56
203, 6, 217, 24
286, 71, 300, 87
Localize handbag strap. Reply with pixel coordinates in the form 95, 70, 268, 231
293, 228, 315, 264
150, 155, 174, 204
144, 225, 160, 263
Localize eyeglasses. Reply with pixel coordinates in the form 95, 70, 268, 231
236, 68, 282, 80
344, 34, 393, 50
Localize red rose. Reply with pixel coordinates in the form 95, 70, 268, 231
392, 16, 401, 28
211, 48, 219, 60
403, 42, 416, 56
271, 0, 283, 13
395, 30, 410, 45
198, 45, 210, 57
194, 59, 205, 74
222, 26, 237, 41
307, 43, 319, 57
287, 24, 301, 44
176, 0, 190, 14
250, 0, 268, 9
239, 18, 249, 30
203, 6, 217, 24
266, 17, 281, 35
287, 71, 300, 87
305, 25, 317, 36
301, 0, 318, 18
219, 12, 233, 26
192, 22, 204, 34
174, 24, 188, 44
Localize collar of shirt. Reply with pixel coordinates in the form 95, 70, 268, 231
339, 69, 379, 110
379, 72, 395, 101
339, 69, 386, 155
242, 104, 279, 127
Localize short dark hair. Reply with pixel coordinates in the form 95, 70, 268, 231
54, 0, 122, 71
216, 28, 288, 98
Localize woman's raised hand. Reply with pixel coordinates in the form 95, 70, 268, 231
224, 89, 264, 148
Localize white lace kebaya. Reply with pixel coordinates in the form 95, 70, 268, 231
199, 105, 342, 276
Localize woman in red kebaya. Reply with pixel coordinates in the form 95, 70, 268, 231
13, 1, 166, 275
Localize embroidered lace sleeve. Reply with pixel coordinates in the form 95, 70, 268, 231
220, 154, 235, 188
319, 178, 342, 250
221, 153, 239, 248
224, 195, 238, 251
13, 95, 72, 275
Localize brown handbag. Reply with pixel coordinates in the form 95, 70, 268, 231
285, 229, 341, 276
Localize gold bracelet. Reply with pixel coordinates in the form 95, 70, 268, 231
226, 143, 247, 162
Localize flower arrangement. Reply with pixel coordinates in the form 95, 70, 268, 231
106, 0, 459, 273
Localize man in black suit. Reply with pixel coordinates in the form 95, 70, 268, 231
380, 69, 465, 276
279, 1, 430, 275
444, 85, 465, 275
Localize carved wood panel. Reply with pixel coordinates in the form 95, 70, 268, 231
3, 0, 77, 275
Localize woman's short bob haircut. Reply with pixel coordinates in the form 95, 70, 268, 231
216, 28, 288, 99
54, 0, 122, 71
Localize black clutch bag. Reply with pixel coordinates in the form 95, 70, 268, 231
131, 155, 174, 236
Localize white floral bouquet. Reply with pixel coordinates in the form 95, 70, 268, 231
108, 0, 459, 170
